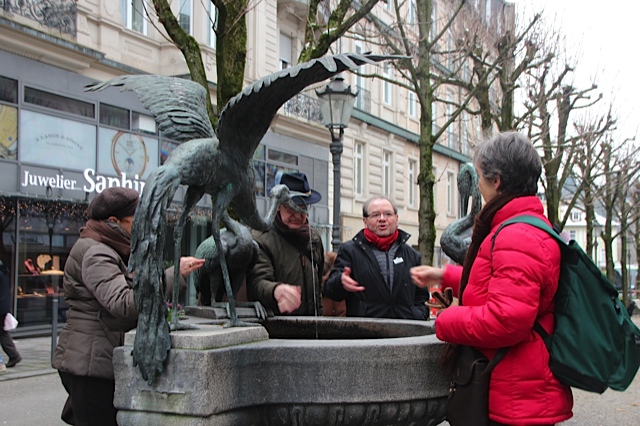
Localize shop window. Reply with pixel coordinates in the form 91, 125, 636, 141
12, 198, 87, 329
0, 104, 18, 160
253, 145, 266, 196
24, 87, 95, 118
267, 148, 298, 166
266, 164, 296, 194
253, 160, 266, 196
100, 103, 130, 130
161, 140, 179, 165
97, 128, 158, 179
132, 112, 157, 135
21, 110, 97, 172
0, 75, 18, 104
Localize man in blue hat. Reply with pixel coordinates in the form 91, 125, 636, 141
246, 172, 324, 315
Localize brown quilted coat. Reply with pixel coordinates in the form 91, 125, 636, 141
52, 238, 181, 380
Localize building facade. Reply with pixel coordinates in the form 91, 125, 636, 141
0, 0, 513, 335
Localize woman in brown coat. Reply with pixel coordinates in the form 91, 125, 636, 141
52, 187, 203, 426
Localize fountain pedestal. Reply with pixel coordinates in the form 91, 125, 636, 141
114, 315, 449, 426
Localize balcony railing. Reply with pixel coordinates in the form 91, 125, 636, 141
1, 0, 76, 36
355, 86, 371, 113
283, 92, 322, 124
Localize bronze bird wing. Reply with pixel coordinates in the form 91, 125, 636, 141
85, 75, 214, 142
216, 53, 405, 160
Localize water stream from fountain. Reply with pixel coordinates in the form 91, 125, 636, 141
309, 225, 319, 339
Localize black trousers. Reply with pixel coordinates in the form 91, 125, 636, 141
0, 326, 20, 361
58, 370, 117, 426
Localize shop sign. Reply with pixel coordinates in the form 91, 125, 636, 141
21, 168, 145, 194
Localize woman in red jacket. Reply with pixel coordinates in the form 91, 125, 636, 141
411, 132, 573, 425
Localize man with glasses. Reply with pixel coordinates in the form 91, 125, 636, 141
246, 172, 324, 315
323, 196, 429, 319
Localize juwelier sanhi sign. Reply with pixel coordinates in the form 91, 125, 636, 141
21, 168, 146, 194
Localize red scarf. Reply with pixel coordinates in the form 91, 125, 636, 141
363, 228, 399, 251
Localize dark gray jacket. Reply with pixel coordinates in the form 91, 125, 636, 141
323, 229, 428, 320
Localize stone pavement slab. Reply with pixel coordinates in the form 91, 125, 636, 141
0, 336, 56, 381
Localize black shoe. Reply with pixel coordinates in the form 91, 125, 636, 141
6, 356, 22, 368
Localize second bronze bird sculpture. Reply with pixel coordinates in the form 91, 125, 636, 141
440, 163, 482, 265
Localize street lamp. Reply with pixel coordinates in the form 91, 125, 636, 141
316, 75, 357, 252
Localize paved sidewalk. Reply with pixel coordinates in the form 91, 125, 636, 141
0, 336, 57, 381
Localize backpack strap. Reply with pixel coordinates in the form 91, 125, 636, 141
491, 215, 566, 342
492, 215, 569, 250
487, 347, 509, 372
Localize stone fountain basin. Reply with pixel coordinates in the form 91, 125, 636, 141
114, 316, 449, 426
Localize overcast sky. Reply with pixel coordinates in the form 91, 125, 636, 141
513, 0, 640, 138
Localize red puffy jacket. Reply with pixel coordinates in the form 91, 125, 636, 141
436, 196, 573, 425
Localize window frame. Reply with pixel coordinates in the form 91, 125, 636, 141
447, 170, 454, 215
178, 0, 194, 36
408, 90, 417, 118
383, 63, 392, 105
354, 141, 364, 196
382, 150, 392, 196
121, 0, 148, 35
207, 1, 218, 48
408, 159, 417, 207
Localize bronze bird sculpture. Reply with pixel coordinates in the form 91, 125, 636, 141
440, 163, 482, 265
193, 184, 295, 319
86, 53, 400, 384
193, 213, 262, 316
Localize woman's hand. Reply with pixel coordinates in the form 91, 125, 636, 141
410, 265, 445, 288
179, 256, 205, 277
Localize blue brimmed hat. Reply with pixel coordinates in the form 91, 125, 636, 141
278, 172, 322, 206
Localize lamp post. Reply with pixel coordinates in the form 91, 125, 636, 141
316, 75, 357, 252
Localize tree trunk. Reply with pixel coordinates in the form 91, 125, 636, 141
152, 0, 217, 126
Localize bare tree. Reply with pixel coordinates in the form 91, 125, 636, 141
299, 0, 381, 61
354, 1, 544, 262
610, 145, 640, 305
597, 138, 640, 295
352, 0, 473, 263
571, 112, 616, 258
149, 0, 252, 127
523, 58, 603, 226
452, 8, 545, 135
631, 181, 640, 291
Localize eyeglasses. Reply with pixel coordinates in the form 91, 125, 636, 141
365, 211, 395, 220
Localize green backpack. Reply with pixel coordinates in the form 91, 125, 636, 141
494, 216, 640, 393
